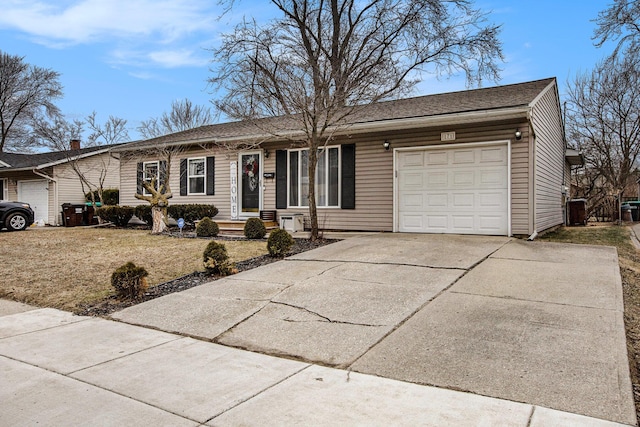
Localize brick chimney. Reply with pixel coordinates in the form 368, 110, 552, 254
70, 139, 81, 150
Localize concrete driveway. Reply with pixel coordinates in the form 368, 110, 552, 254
113, 233, 635, 425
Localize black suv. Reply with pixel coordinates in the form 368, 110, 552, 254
0, 201, 35, 231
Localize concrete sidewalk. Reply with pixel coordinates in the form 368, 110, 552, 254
0, 303, 627, 426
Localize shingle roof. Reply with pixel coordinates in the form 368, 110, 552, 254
117, 77, 556, 150
0, 144, 122, 170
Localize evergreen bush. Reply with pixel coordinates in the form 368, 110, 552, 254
267, 228, 295, 257
168, 204, 219, 224
85, 188, 119, 206
95, 206, 134, 227
244, 217, 266, 239
203, 241, 235, 276
134, 205, 153, 226
196, 217, 219, 237
111, 262, 149, 300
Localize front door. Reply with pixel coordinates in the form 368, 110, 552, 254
239, 152, 262, 215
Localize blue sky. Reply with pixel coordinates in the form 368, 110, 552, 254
0, 0, 615, 143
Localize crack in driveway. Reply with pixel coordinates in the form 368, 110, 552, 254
271, 301, 386, 328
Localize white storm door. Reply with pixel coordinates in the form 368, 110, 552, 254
239, 152, 263, 215
397, 143, 509, 235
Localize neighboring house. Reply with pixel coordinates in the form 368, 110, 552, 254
0, 143, 121, 225
116, 77, 576, 237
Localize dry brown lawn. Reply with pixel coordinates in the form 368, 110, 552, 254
0, 227, 267, 311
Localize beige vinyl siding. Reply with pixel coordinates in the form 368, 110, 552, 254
52, 153, 120, 224
118, 120, 532, 233
275, 120, 529, 232
530, 82, 566, 233
120, 147, 233, 218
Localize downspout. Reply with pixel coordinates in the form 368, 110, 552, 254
527, 108, 538, 241
32, 169, 59, 226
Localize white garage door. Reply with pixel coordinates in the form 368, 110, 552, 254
18, 180, 49, 223
397, 143, 509, 235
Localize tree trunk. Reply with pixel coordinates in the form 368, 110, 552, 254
308, 143, 319, 241
151, 206, 168, 234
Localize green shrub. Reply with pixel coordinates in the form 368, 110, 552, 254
168, 204, 219, 224
85, 188, 119, 206
244, 217, 266, 239
134, 205, 153, 226
111, 262, 149, 300
196, 217, 219, 237
203, 241, 235, 276
95, 205, 134, 227
267, 228, 295, 257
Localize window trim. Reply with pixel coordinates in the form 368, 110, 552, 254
287, 145, 341, 209
142, 161, 159, 196
186, 157, 206, 196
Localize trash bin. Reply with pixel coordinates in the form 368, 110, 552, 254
61, 203, 85, 227
84, 204, 99, 225
626, 201, 640, 221
567, 199, 587, 226
622, 204, 633, 222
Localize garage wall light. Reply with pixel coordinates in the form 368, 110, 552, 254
515, 129, 522, 140
383, 140, 391, 151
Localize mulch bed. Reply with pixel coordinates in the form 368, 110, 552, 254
75, 236, 337, 317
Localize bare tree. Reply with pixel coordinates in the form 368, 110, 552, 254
133, 99, 214, 233
137, 99, 215, 139
131, 145, 186, 234
0, 51, 63, 152
594, 0, 640, 56
209, 0, 503, 240
86, 111, 130, 146
565, 52, 640, 218
33, 114, 128, 205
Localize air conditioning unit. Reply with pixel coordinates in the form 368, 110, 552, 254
279, 213, 304, 232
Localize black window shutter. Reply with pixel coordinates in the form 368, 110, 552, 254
136, 162, 143, 194
179, 159, 187, 196
206, 156, 215, 195
159, 160, 167, 192
341, 144, 356, 209
275, 150, 287, 209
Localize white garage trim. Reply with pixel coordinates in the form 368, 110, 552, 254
393, 140, 511, 236
18, 179, 49, 224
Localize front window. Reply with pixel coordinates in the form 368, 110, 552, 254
188, 158, 205, 195
143, 161, 159, 196
0, 178, 6, 201
288, 146, 340, 208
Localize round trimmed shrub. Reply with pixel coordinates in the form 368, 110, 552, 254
196, 217, 219, 237
111, 262, 149, 300
203, 241, 234, 276
244, 217, 266, 239
267, 228, 295, 257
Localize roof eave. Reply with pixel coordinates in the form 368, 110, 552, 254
116, 106, 530, 151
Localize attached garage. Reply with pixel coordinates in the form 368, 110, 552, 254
18, 180, 49, 224
396, 142, 510, 235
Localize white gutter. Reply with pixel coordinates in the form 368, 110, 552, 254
32, 169, 59, 226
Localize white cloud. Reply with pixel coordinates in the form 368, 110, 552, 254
0, 0, 218, 45
148, 49, 209, 68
